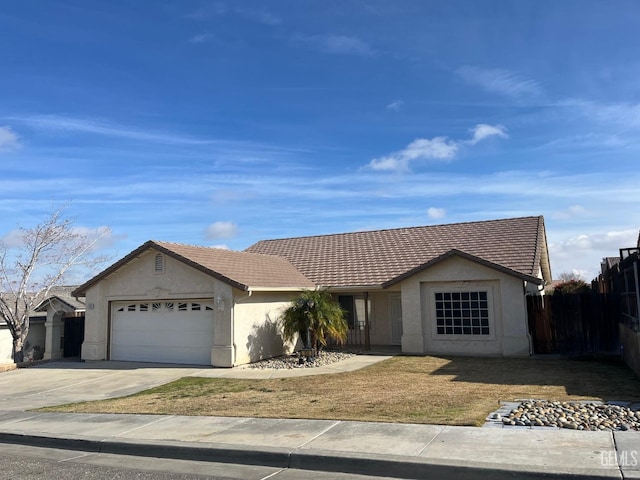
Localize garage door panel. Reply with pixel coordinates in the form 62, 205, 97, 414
112, 322, 213, 346
111, 345, 211, 365
114, 330, 214, 349
111, 301, 214, 365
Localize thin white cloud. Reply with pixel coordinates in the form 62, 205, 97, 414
566, 99, 640, 131
368, 137, 458, 172
235, 8, 282, 26
552, 205, 587, 220
1, 229, 24, 248
367, 123, 508, 173
537, 133, 631, 151
8, 114, 311, 156
185, 4, 281, 25
456, 66, 542, 98
0, 126, 20, 152
188, 33, 213, 44
70, 226, 118, 250
184, 2, 226, 20
468, 124, 508, 145
205, 221, 238, 240
386, 100, 404, 111
293, 34, 374, 56
10, 114, 220, 146
1, 225, 115, 250
209, 244, 230, 250
427, 207, 446, 220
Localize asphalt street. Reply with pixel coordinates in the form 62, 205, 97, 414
0, 443, 401, 480
0, 444, 410, 480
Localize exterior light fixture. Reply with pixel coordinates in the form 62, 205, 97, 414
215, 295, 225, 312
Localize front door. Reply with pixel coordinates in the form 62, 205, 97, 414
389, 293, 403, 345
63, 315, 85, 358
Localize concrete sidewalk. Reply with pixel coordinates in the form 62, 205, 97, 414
0, 410, 638, 479
0, 355, 638, 479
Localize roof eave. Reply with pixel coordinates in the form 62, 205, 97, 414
381, 249, 544, 288
537, 216, 553, 285
33, 296, 82, 312
246, 285, 316, 292
72, 241, 251, 296
323, 285, 385, 292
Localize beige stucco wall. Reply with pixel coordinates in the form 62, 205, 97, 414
27, 321, 46, 357
43, 298, 77, 361
233, 291, 298, 365
81, 247, 305, 367
1, 320, 46, 364
82, 248, 221, 364
345, 290, 400, 346
0, 324, 12, 364
399, 256, 531, 357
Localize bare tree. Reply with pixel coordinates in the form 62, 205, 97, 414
558, 272, 585, 282
0, 208, 111, 363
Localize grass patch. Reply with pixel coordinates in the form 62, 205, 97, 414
38, 356, 640, 426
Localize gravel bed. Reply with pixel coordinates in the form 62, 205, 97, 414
247, 350, 357, 369
501, 400, 640, 431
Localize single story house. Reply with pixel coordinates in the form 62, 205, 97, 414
0, 317, 45, 364
0, 286, 85, 364
73, 216, 551, 367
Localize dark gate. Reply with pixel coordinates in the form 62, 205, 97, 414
63, 315, 85, 358
527, 293, 620, 354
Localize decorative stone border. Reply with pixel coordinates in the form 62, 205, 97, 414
485, 399, 640, 431
246, 350, 357, 369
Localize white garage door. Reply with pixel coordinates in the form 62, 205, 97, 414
111, 300, 214, 365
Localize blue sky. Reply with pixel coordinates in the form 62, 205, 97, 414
1, 0, 639, 281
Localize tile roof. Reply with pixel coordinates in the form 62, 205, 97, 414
246, 216, 550, 287
73, 241, 315, 296
152, 241, 315, 290
34, 286, 86, 312
72, 216, 551, 296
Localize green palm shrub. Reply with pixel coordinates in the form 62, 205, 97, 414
281, 289, 348, 351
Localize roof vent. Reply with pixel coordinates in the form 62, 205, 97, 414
154, 253, 164, 273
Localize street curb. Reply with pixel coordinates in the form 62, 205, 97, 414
0, 431, 620, 480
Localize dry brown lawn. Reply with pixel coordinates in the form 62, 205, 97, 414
40, 356, 640, 426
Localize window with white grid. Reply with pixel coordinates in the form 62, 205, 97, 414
435, 291, 490, 336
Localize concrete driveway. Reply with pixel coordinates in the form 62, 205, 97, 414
0, 361, 210, 411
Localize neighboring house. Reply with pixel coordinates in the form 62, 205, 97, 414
74, 216, 552, 367
595, 232, 640, 377
0, 315, 45, 364
34, 286, 86, 361
0, 286, 85, 364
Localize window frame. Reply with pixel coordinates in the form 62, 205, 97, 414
431, 286, 495, 340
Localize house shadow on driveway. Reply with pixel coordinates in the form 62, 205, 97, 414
427, 355, 640, 400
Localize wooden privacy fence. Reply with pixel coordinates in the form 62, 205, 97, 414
527, 293, 620, 354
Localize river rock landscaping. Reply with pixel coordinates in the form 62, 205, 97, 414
499, 400, 640, 431
247, 350, 356, 369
